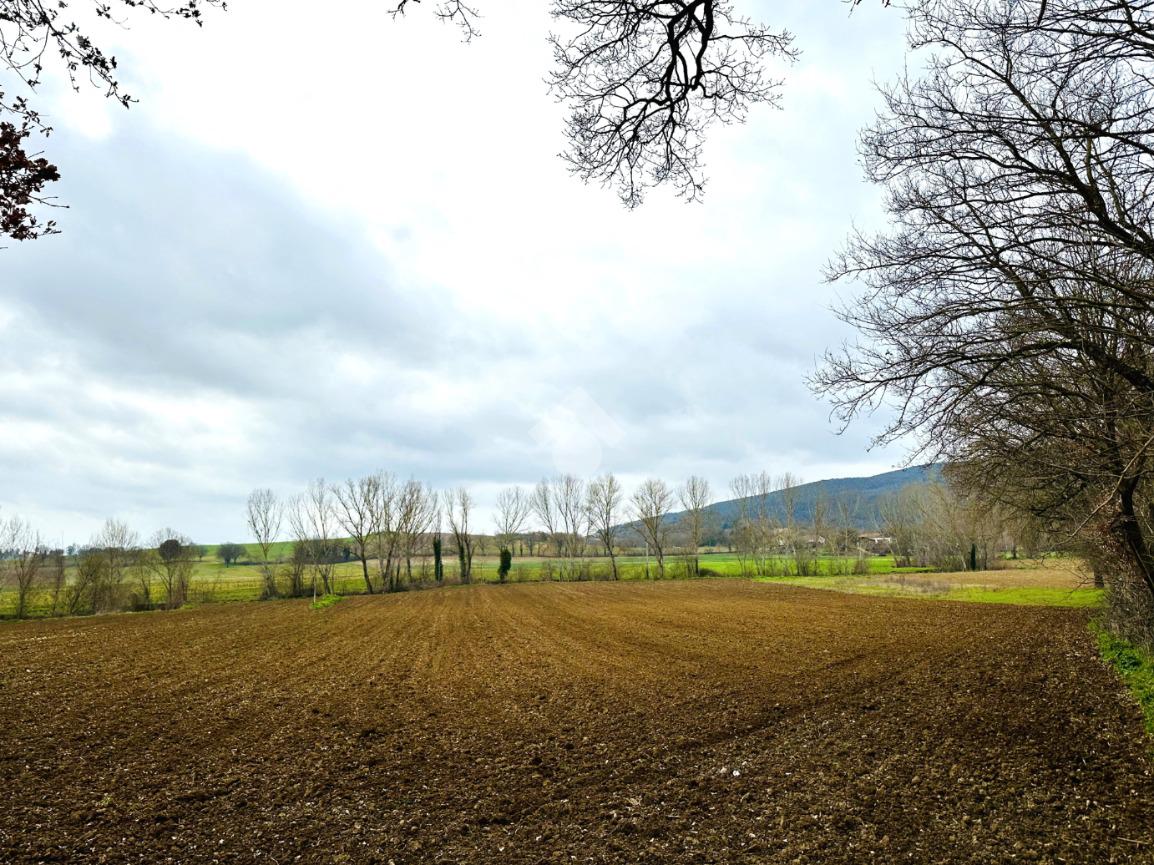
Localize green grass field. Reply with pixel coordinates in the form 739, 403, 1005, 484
190, 551, 906, 588
0, 550, 1097, 617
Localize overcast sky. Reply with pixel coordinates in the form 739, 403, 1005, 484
0, 0, 910, 545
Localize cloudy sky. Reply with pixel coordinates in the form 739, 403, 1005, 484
0, 0, 909, 544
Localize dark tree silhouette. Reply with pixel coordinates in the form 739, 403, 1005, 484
396, 0, 796, 206
216, 542, 247, 566
0, 0, 223, 241
158, 538, 184, 563
814, 0, 1154, 638
0, 120, 58, 240
547, 0, 797, 206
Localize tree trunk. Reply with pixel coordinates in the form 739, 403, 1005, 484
360, 555, 374, 594
1114, 479, 1154, 606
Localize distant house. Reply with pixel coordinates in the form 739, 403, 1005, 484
857, 534, 893, 555
768, 528, 827, 549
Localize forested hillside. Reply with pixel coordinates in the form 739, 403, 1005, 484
675, 465, 941, 530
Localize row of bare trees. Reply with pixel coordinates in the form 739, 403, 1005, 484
247, 469, 1006, 591
880, 483, 1033, 573
246, 476, 443, 598
1, 513, 201, 618
497, 474, 714, 581
69, 521, 200, 614
725, 472, 868, 577
240, 472, 719, 589
8, 470, 1009, 619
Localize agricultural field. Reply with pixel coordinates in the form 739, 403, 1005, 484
0, 550, 1097, 617
1, 580, 1151, 863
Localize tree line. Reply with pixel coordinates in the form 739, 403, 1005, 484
241, 472, 718, 595
815, 0, 1154, 649
0, 515, 202, 617
3, 465, 1042, 618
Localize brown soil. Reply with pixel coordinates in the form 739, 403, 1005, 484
1, 580, 1151, 864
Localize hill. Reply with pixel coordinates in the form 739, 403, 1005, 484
677, 465, 940, 531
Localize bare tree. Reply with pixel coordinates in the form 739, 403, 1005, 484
307, 479, 337, 596
396, 0, 796, 206
132, 548, 157, 610
631, 478, 675, 578
833, 497, 860, 555
91, 518, 138, 612
47, 548, 66, 616
729, 473, 757, 576
751, 471, 777, 573
395, 481, 438, 588
530, 475, 588, 578
678, 475, 711, 577
445, 486, 475, 584
286, 496, 313, 596
334, 474, 385, 595
777, 472, 801, 554
432, 510, 445, 582
880, 488, 926, 570
531, 478, 561, 560
288, 481, 336, 599
549, 0, 797, 206
150, 530, 197, 609
284, 541, 309, 599
730, 471, 775, 575
372, 473, 401, 590
586, 473, 624, 579
557, 474, 588, 578
814, 0, 1154, 640
494, 486, 531, 583
246, 488, 283, 599
69, 549, 103, 615
833, 496, 869, 574
3, 515, 43, 619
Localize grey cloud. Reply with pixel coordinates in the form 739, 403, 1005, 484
0, 0, 907, 541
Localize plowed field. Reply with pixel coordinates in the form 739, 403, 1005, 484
1, 581, 1151, 864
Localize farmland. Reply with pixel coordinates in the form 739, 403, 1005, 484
1, 580, 1151, 864
0, 549, 1103, 617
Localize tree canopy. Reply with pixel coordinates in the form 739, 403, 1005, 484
815, 0, 1154, 638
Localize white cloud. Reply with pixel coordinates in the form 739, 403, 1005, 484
0, 0, 911, 541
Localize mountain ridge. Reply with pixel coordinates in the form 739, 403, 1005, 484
670, 464, 941, 531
